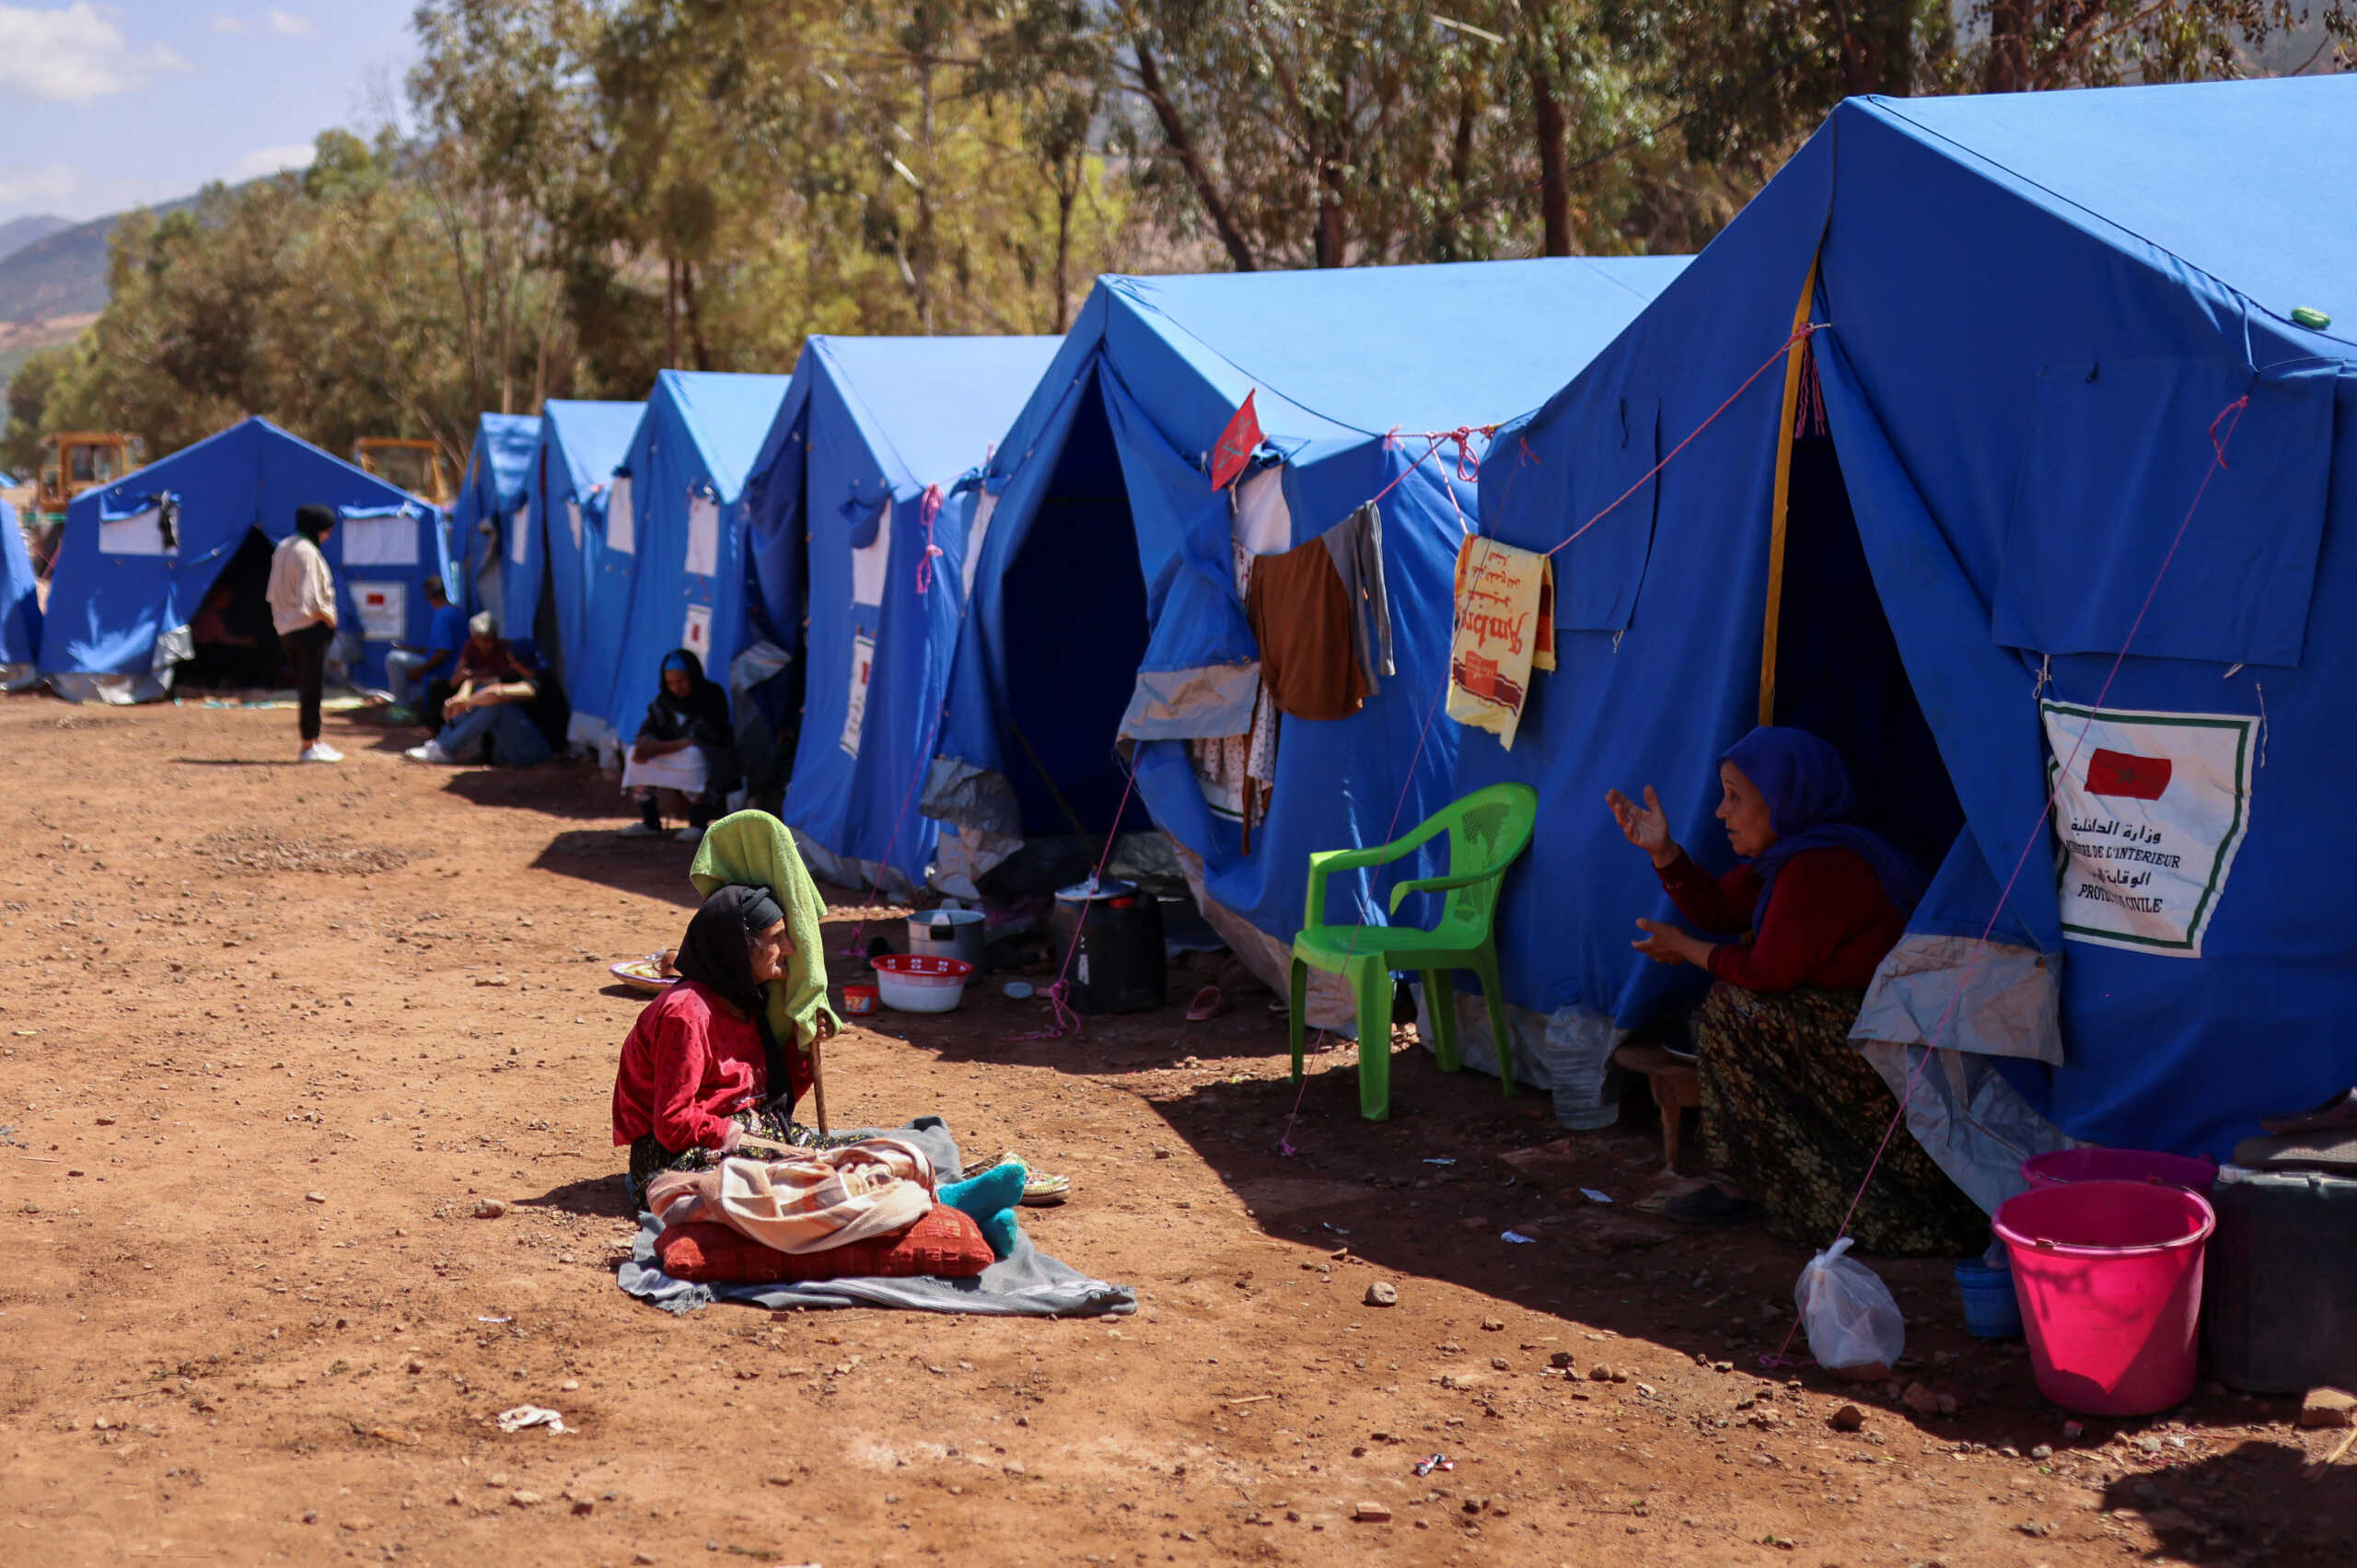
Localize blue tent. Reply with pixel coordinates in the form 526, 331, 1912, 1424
505, 399, 644, 708
1469, 76, 2356, 1176
444, 413, 541, 620
926, 259, 1688, 962
1, 491, 41, 688
739, 334, 1063, 889
41, 416, 444, 700
580, 371, 794, 749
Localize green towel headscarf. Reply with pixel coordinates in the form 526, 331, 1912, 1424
688, 810, 838, 1054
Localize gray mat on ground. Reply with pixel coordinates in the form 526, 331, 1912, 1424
614, 1116, 1137, 1317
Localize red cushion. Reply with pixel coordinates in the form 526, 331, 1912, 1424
655, 1203, 993, 1283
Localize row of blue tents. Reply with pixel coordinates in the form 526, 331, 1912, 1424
18, 75, 2352, 1197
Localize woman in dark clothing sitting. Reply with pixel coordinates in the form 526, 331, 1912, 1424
1607, 726, 1986, 1254
611, 884, 838, 1202
620, 648, 738, 842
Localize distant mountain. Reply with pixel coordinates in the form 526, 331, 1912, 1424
0, 215, 71, 266
0, 192, 207, 327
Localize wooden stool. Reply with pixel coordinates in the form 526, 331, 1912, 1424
1614, 1044, 1701, 1172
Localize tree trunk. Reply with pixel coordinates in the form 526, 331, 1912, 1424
1053, 176, 1075, 334
663, 251, 679, 368
679, 258, 711, 372
1983, 0, 2031, 92
913, 59, 936, 332
1131, 41, 1258, 272
1529, 50, 1572, 257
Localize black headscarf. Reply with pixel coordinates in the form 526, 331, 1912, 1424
295, 504, 337, 541
638, 646, 734, 749
674, 884, 794, 1110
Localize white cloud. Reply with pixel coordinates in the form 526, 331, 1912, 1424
0, 161, 181, 222
225, 143, 318, 182
266, 8, 310, 34
209, 13, 249, 33
0, 4, 192, 104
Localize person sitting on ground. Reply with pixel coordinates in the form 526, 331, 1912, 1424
402, 612, 552, 766
1605, 726, 1986, 1255
612, 883, 841, 1202
619, 647, 737, 843
382, 575, 463, 726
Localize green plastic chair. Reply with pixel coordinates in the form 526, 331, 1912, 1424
1287, 782, 1539, 1121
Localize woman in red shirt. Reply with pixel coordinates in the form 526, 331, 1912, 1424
1608, 726, 1986, 1254
614, 884, 838, 1202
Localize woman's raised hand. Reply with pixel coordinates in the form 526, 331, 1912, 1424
1606, 784, 1678, 868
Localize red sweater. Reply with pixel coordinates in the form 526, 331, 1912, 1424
610, 980, 811, 1153
1655, 845, 1905, 993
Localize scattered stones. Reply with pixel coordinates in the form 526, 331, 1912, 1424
2062, 1421, 2086, 1439
2134, 1434, 2164, 1454
1901, 1383, 1944, 1417
1490, 1357, 1510, 1372
633, 1555, 657, 1566
1829, 1405, 1866, 1433
571, 1500, 594, 1516
304, 1191, 327, 1204
1589, 1364, 1616, 1383
1363, 1281, 1398, 1307
473, 1198, 508, 1220
1353, 1502, 1391, 1522
509, 1490, 543, 1507
1460, 1497, 1486, 1515
1549, 1352, 1575, 1370
2299, 1388, 2356, 1429
95, 1115, 115, 1126
2030, 1445, 2053, 1460
1480, 1318, 1504, 1332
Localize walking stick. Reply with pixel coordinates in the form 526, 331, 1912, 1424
810, 1036, 830, 1136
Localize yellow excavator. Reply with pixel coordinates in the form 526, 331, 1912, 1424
353, 437, 454, 507
30, 430, 141, 574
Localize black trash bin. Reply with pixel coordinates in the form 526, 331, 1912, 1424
1051, 878, 1167, 1015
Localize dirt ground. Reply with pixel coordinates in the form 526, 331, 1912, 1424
1, 694, 2352, 1568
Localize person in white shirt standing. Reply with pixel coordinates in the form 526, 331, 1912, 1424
266, 504, 343, 763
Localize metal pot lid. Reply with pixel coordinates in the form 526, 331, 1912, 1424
1054, 877, 1138, 903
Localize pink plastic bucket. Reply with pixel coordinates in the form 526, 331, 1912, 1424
1994, 1179, 2215, 1417
2021, 1148, 2218, 1193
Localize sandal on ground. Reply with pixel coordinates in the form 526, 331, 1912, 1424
1186, 984, 1230, 1023
958, 1150, 1073, 1206
1663, 1185, 1760, 1227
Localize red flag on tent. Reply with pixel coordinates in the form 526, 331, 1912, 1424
1209, 389, 1261, 491
2086, 747, 2173, 801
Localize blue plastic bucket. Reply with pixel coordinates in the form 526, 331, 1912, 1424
1955, 1257, 2025, 1340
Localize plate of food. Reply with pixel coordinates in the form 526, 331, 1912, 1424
610, 954, 679, 993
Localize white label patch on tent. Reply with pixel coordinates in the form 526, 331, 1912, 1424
354, 581, 407, 642
840, 631, 876, 757
961, 489, 997, 600
2041, 700, 2257, 958
850, 506, 892, 607
566, 499, 583, 551
680, 603, 712, 659
607, 477, 634, 554
340, 513, 418, 567
98, 508, 172, 556
684, 494, 720, 577
508, 504, 529, 565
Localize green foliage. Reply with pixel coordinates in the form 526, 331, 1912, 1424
15, 0, 2344, 472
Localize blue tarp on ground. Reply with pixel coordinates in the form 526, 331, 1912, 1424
444, 413, 541, 621
41, 416, 443, 696
1, 492, 41, 684
583, 371, 794, 748
506, 400, 644, 702
1472, 76, 2357, 1167
742, 334, 1063, 888
927, 259, 1687, 940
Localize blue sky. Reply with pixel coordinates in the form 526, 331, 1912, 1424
0, 2, 419, 225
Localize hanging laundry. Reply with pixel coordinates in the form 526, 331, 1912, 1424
1189, 683, 1279, 850
1446, 537, 1555, 750
1245, 502, 1394, 722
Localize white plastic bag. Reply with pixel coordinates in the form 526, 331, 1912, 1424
1794, 1237, 1905, 1374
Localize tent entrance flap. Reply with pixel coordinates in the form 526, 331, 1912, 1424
179, 526, 282, 690
1000, 377, 1151, 840
1771, 427, 1965, 881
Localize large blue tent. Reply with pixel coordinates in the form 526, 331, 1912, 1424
739, 334, 1062, 890
1, 491, 41, 689
41, 416, 444, 700
504, 399, 643, 704
578, 371, 793, 750
926, 260, 1687, 996
1466, 76, 2357, 1178
444, 413, 541, 620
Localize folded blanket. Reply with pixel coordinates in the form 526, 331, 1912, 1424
645, 1136, 935, 1254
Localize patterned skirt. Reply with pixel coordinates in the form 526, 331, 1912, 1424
1693, 981, 1990, 1257
627, 1108, 874, 1204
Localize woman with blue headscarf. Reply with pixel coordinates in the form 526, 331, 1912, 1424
1607, 726, 1985, 1254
